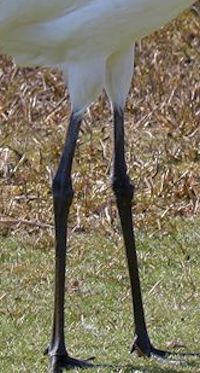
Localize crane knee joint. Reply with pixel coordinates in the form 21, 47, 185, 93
52, 176, 74, 206
112, 175, 134, 201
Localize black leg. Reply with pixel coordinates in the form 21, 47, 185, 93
111, 108, 200, 360
111, 108, 152, 356
46, 113, 93, 372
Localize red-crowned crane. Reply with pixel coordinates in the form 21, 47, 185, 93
1, 1, 198, 372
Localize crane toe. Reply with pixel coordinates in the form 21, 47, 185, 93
131, 336, 200, 361
48, 355, 94, 372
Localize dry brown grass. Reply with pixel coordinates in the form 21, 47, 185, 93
0, 8, 199, 245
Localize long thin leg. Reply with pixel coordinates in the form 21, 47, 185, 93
46, 113, 93, 372
112, 107, 200, 360
111, 107, 152, 356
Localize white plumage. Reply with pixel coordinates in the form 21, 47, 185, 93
1, 1, 197, 371
0, 0, 194, 113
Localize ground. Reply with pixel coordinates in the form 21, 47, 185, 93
0, 6, 200, 373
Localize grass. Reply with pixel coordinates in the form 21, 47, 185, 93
0, 8, 200, 239
1, 217, 200, 372
0, 5, 200, 373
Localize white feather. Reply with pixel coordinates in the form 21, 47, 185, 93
0, 0, 194, 112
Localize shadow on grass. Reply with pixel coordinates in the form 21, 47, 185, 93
82, 356, 200, 372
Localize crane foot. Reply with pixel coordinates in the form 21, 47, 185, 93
131, 335, 200, 360
47, 354, 94, 372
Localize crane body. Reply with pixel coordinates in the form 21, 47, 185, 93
0, 1, 194, 66
1, 1, 198, 372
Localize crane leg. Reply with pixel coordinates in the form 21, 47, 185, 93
112, 108, 180, 359
111, 107, 153, 356
46, 113, 93, 372
111, 108, 200, 361
112, 108, 200, 360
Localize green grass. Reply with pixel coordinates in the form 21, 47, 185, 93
0, 8, 199, 373
1, 217, 200, 372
